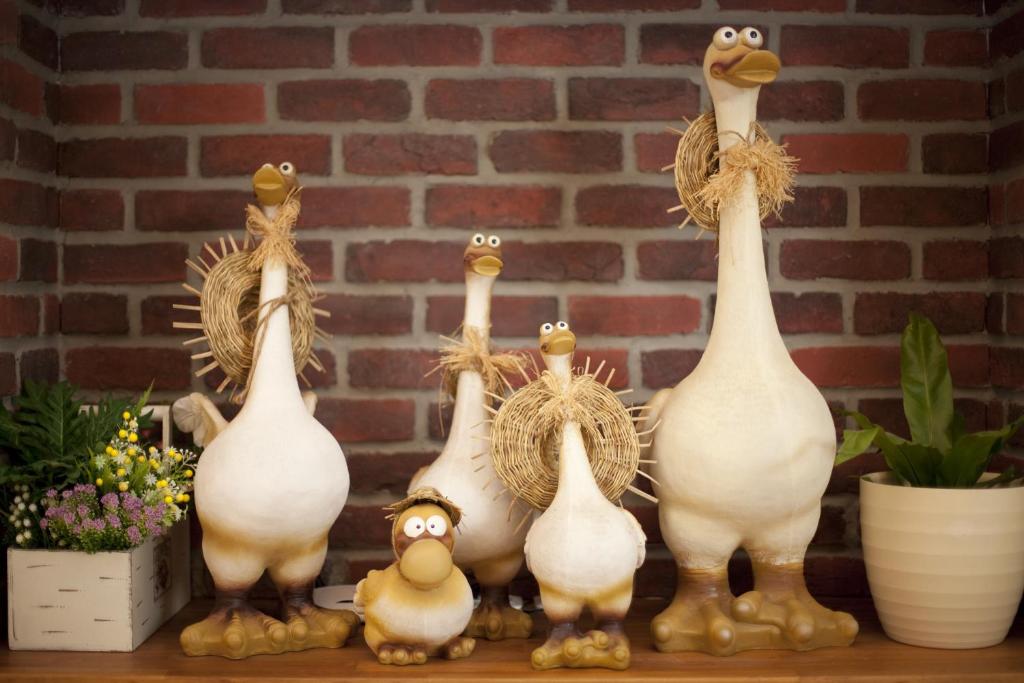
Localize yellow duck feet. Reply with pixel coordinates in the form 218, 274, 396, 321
732, 589, 859, 650
443, 635, 477, 660
282, 600, 359, 652
530, 623, 630, 671
464, 588, 533, 640
181, 605, 290, 659
377, 643, 429, 666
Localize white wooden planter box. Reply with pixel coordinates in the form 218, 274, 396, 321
6, 520, 190, 651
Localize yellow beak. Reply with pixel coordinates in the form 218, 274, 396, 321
471, 254, 504, 277
543, 330, 576, 356
398, 539, 453, 590
252, 164, 287, 206
721, 49, 780, 88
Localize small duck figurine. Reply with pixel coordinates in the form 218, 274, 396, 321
354, 487, 476, 666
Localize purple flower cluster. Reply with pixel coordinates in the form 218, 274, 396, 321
41, 485, 170, 553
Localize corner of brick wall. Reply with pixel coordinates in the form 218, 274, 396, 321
2, 0, 1023, 600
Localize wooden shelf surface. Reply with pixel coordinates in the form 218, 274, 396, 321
2, 599, 1022, 682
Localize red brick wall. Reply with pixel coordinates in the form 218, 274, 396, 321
1, 0, 1022, 599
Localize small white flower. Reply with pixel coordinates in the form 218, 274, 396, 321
58, 539, 66, 547
23, 530, 31, 540
13, 496, 21, 505
17, 502, 25, 511
7, 514, 15, 523
28, 503, 37, 513
22, 518, 31, 527
15, 533, 23, 544
144, 474, 156, 486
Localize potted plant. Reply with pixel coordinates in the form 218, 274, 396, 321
837, 313, 1024, 649
1, 381, 197, 651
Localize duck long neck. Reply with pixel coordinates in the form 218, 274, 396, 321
545, 353, 604, 503
244, 204, 302, 409
706, 91, 787, 359
447, 272, 496, 439
462, 272, 494, 344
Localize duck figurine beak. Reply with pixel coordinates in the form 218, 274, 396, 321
252, 163, 288, 206
716, 48, 780, 87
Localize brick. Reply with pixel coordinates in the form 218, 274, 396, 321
922, 133, 987, 175
279, 79, 410, 121
720, 0, 843, 7
793, 346, 899, 388
568, 0, 699, 9
60, 137, 187, 178
854, 292, 987, 335
60, 189, 123, 231
764, 186, 847, 228
771, 292, 844, 334
283, 0, 411, 13
330, 504, 392, 547
19, 348, 58, 386
201, 135, 331, 177
142, 0, 266, 15
141, 295, 192, 336
16, 128, 56, 173
61, 293, 128, 335
0, 296, 39, 337
347, 452, 437, 495
783, 134, 908, 174
1009, 179, 1024, 224
59, 0, 124, 15
0, 117, 13, 161
301, 187, 409, 228
66, 347, 190, 391
489, 130, 621, 173
0, 0, 12, 45
990, 183, 1006, 227
858, 80, 986, 121
64, 243, 187, 284
635, 132, 675, 173
350, 25, 480, 66
318, 398, 415, 442
426, 185, 560, 228
19, 14, 57, 70
19, 239, 56, 282
0, 235, 15, 280
569, 78, 699, 121
344, 133, 475, 176
991, 76, 1007, 118
426, 296, 557, 337
494, 24, 623, 66
640, 24, 720, 65
991, 6, 1024, 61
1008, 294, 1024, 336
136, 84, 264, 125
992, 347, 1024, 390
576, 185, 676, 228
857, 0, 981, 13
297, 241, 334, 282
990, 120, 1024, 172
1008, 69, 1024, 113
503, 242, 622, 282
202, 27, 332, 69
988, 293, 1005, 335
638, 240, 717, 281
781, 26, 908, 68
427, 0, 550, 9
0, 178, 55, 227
426, 78, 554, 121
61, 31, 187, 71
991, 237, 1024, 279
641, 349, 702, 389
318, 294, 412, 335
569, 296, 700, 336
346, 241, 463, 283
758, 81, 845, 122
349, 348, 436, 389
0, 353, 14, 396
924, 29, 987, 67
135, 190, 250, 232
860, 186, 987, 227
780, 240, 911, 281
0, 58, 45, 116
923, 240, 988, 281
53, 84, 120, 125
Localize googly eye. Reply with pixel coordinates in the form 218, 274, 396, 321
556, 321, 569, 330
740, 27, 763, 49
472, 233, 486, 246
713, 26, 739, 50
402, 516, 425, 538
279, 162, 295, 175
488, 235, 501, 248
426, 514, 447, 536
540, 322, 554, 335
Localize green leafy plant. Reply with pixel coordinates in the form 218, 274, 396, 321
836, 313, 1023, 488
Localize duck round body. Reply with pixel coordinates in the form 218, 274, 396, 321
356, 489, 477, 666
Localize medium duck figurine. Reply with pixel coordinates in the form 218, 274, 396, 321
409, 233, 533, 641
644, 27, 858, 655
354, 487, 476, 666
177, 163, 356, 659
520, 321, 646, 670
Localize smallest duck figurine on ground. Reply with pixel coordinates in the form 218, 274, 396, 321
354, 488, 476, 666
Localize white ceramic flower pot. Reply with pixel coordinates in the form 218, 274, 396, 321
860, 472, 1024, 649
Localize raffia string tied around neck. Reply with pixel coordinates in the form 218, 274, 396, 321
244, 186, 310, 281
427, 326, 527, 402
489, 368, 643, 510
673, 110, 797, 233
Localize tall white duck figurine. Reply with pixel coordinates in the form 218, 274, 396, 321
409, 233, 533, 641
174, 163, 356, 659
644, 27, 858, 655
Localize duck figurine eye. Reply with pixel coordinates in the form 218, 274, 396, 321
712, 26, 738, 49
540, 322, 554, 334
740, 27, 763, 48
488, 235, 501, 248
556, 321, 569, 330
426, 514, 448, 537
706, 24, 779, 88
403, 515, 426, 538
538, 320, 576, 356
464, 232, 504, 277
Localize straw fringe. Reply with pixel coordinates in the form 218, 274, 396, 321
427, 326, 528, 401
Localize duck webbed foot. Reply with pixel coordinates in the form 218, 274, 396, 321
531, 621, 629, 670
579, 621, 631, 670
442, 635, 477, 660
280, 584, 359, 652
732, 559, 858, 650
464, 585, 533, 640
377, 642, 429, 666
180, 590, 289, 659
